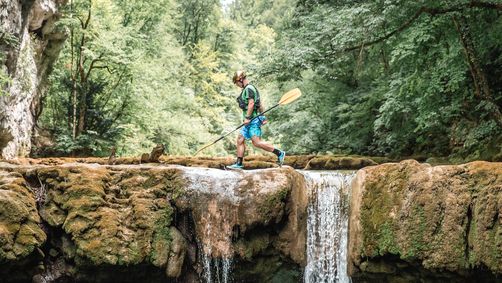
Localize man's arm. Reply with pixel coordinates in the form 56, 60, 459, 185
244, 98, 255, 124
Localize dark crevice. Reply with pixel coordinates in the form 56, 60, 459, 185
465, 203, 473, 267
432, 202, 445, 236
31, 20, 47, 40
352, 254, 502, 283
172, 208, 201, 282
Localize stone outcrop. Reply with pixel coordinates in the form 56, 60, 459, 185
0, 162, 308, 282
0, 170, 46, 261
0, 0, 66, 159
349, 160, 502, 282
2, 158, 502, 282
5, 154, 380, 170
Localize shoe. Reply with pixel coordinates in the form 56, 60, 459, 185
277, 150, 286, 167
227, 163, 244, 169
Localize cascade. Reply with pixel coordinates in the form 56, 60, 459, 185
198, 214, 233, 283
184, 168, 238, 283
302, 171, 355, 283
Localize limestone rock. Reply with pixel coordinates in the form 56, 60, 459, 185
140, 153, 150, 163
349, 160, 502, 281
34, 165, 184, 266
0, 170, 46, 261
149, 144, 165, 163
305, 155, 377, 170
107, 146, 116, 165
166, 226, 187, 278
0, 162, 310, 282
175, 166, 307, 263
0, 0, 66, 159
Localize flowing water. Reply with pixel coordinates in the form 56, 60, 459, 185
184, 168, 354, 283
183, 167, 239, 283
302, 171, 355, 283
200, 252, 233, 283
199, 217, 233, 283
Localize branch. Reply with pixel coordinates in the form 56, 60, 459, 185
470, 1, 502, 10
101, 71, 126, 110
85, 53, 104, 79
91, 65, 115, 74
83, 1, 92, 29
344, 1, 501, 52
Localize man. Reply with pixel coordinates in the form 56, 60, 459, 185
227, 70, 286, 169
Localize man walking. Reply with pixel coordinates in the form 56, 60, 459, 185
227, 70, 286, 169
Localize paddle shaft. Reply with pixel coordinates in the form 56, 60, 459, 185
218, 103, 279, 141
195, 103, 280, 154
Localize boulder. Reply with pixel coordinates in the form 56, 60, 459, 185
349, 160, 502, 281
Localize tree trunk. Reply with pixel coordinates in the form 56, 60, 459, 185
452, 15, 502, 127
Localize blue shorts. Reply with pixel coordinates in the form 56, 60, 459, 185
240, 116, 266, 140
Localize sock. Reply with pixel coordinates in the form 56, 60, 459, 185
237, 157, 243, 165
272, 148, 281, 157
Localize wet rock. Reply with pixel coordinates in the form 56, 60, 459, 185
0, 162, 308, 282
166, 226, 187, 278
349, 160, 502, 281
0, 170, 46, 261
305, 155, 377, 170
149, 144, 165, 163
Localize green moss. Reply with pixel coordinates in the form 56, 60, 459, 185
235, 233, 270, 261
403, 205, 427, 259
377, 222, 399, 255
360, 164, 412, 257
258, 187, 289, 220
150, 205, 173, 266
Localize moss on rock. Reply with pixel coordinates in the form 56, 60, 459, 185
34, 165, 185, 268
0, 170, 46, 262
305, 155, 377, 170
349, 160, 502, 280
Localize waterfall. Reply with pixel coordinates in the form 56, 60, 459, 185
200, 252, 233, 283
197, 213, 233, 283
200, 244, 232, 283
302, 171, 355, 283
184, 168, 239, 283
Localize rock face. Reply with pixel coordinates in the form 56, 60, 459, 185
349, 160, 502, 282
2, 159, 502, 282
0, 162, 308, 282
0, 0, 66, 159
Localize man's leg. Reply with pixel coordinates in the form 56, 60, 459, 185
251, 136, 286, 166
228, 135, 246, 169
250, 136, 274, 152
236, 134, 246, 162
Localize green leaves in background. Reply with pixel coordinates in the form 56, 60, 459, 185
37, 0, 502, 161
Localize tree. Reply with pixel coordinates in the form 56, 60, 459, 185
265, 0, 502, 159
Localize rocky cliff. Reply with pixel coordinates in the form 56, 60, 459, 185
349, 160, 502, 282
0, 162, 307, 282
0, 0, 66, 159
1, 159, 502, 282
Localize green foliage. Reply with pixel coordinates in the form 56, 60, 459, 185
0, 67, 10, 96
35, 0, 501, 160
0, 31, 17, 96
264, 0, 502, 159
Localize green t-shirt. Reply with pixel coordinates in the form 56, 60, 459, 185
237, 84, 261, 118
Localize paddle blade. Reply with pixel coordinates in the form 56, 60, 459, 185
278, 88, 302, 105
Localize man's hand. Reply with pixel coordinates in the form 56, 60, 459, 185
244, 118, 251, 125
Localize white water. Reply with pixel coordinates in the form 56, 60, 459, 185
302, 171, 354, 283
200, 250, 233, 283
198, 213, 233, 283
182, 167, 238, 283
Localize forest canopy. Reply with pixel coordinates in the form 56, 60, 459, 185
36, 0, 502, 161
